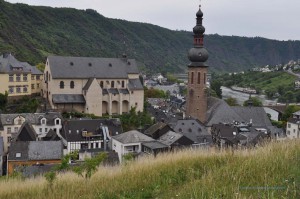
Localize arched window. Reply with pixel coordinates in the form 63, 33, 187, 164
100, 81, 103, 88
111, 81, 115, 88
59, 81, 64, 89
203, 73, 206, 84
198, 72, 201, 84
191, 72, 194, 84
70, 81, 74, 89
122, 81, 125, 88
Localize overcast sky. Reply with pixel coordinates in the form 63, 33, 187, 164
6, 0, 300, 41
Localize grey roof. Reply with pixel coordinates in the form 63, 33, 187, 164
158, 131, 183, 146
102, 89, 109, 95
128, 79, 144, 90
0, 137, 4, 156
206, 97, 241, 126
113, 130, 154, 144
82, 78, 95, 91
231, 106, 272, 127
43, 129, 61, 141
15, 122, 37, 142
52, 94, 86, 104
0, 112, 62, 126
293, 110, 300, 116
142, 141, 168, 150
0, 54, 41, 74
174, 119, 211, 144
62, 119, 123, 142
119, 89, 130, 94
144, 122, 168, 136
30, 65, 43, 75
108, 88, 119, 94
48, 56, 139, 79
8, 141, 63, 161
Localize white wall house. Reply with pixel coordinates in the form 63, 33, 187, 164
112, 130, 154, 162
0, 137, 4, 176
0, 113, 63, 153
286, 111, 300, 139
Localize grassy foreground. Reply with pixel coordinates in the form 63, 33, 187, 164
0, 140, 299, 199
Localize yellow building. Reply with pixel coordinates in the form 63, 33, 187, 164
0, 53, 43, 98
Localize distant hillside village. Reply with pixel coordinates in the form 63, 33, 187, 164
0, 5, 298, 178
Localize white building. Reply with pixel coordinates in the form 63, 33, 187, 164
286, 111, 300, 139
112, 130, 155, 162
0, 113, 63, 154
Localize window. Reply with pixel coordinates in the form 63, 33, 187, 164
100, 81, 103, 88
191, 72, 194, 84
9, 74, 14, 82
39, 128, 42, 133
131, 91, 134, 94
16, 86, 21, 93
31, 84, 35, 89
122, 81, 125, 88
70, 81, 74, 89
198, 72, 201, 84
14, 127, 18, 133
45, 128, 48, 132
203, 73, 206, 84
16, 152, 21, 158
111, 81, 115, 88
41, 119, 46, 125
23, 86, 28, 93
55, 119, 60, 125
16, 74, 21, 82
59, 81, 64, 89
36, 75, 41, 80
288, 124, 291, 128
23, 74, 27, 81
9, 86, 14, 94
7, 136, 12, 143
31, 75, 35, 80
7, 127, 11, 134
37, 83, 40, 88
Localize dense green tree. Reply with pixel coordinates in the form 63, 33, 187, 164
210, 80, 222, 99
0, 92, 8, 110
144, 87, 167, 99
282, 105, 300, 121
225, 97, 239, 106
243, 97, 262, 107
119, 107, 153, 131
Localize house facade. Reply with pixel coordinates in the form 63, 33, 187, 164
0, 53, 43, 98
0, 113, 63, 154
286, 111, 300, 139
0, 137, 3, 176
42, 55, 144, 116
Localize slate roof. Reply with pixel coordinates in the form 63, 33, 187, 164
8, 141, 63, 161
0, 54, 42, 74
231, 106, 272, 126
62, 119, 123, 142
42, 129, 61, 141
119, 89, 130, 94
82, 78, 95, 91
0, 137, 4, 156
144, 122, 169, 137
48, 56, 139, 79
288, 117, 300, 124
52, 94, 86, 104
108, 88, 119, 94
142, 141, 168, 150
0, 112, 62, 126
128, 79, 144, 90
174, 119, 211, 144
113, 130, 154, 144
206, 97, 241, 126
15, 122, 37, 142
158, 131, 183, 146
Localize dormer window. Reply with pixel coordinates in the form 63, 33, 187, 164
41, 118, 46, 125
55, 118, 61, 125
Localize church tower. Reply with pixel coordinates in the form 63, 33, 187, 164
186, 5, 209, 123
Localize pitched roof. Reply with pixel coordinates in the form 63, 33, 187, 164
8, 141, 63, 161
173, 119, 211, 144
128, 79, 144, 90
113, 130, 154, 144
0, 112, 62, 126
62, 119, 123, 142
0, 54, 41, 74
157, 131, 183, 146
52, 94, 86, 104
142, 141, 168, 150
82, 78, 95, 91
42, 129, 61, 141
48, 56, 139, 79
231, 106, 272, 126
206, 97, 240, 126
144, 122, 169, 136
15, 122, 37, 142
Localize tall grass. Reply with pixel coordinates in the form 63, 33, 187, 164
0, 140, 299, 199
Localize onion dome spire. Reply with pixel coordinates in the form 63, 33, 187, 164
188, 5, 209, 66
